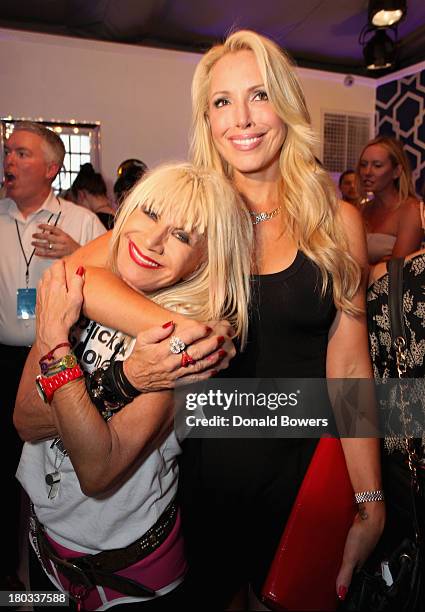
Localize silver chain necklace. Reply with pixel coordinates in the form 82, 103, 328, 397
249, 206, 282, 225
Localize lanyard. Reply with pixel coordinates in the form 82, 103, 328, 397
15, 209, 61, 288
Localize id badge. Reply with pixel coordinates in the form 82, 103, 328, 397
17, 288, 36, 320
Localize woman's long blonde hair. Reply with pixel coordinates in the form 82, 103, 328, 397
109, 163, 252, 347
357, 136, 417, 202
190, 29, 361, 314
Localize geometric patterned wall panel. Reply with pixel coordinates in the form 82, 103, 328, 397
376, 70, 425, 197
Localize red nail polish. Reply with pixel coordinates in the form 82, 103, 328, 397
76, 266, 84, 276
338, 586, 348, 601
162, 320, 174, 329
218, 349, 227, 359
216, 336, 225, 346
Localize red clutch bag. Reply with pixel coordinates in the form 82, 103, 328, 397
261, 437, 356, 611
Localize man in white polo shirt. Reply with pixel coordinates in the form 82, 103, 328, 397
0, 121, 105, 589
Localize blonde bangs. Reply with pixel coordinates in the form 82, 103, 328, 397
147, 166, 253, 346
110, 163, 210, 271
109, 162, 253, 347
137, 166, 212, 235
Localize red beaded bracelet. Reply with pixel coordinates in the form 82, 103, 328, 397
39, 342, 71, 365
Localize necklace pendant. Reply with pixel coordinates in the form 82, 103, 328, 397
249, 206, 282, 226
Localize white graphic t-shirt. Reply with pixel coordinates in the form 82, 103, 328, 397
17, 317, 181, 553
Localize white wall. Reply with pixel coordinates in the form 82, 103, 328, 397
0, 29, 199, 187
0, 28, 376, 186
297, 67, 376, 156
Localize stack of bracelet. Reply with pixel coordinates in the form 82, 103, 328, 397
86, 360, 141, 420
36, 342, 84, 406
39, 342, 77, 376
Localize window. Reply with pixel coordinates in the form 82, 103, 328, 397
322, 112, 372, 174
1, 118, 101, 194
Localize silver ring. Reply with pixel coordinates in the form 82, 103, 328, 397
169, 335, 186, 354
48, 243, 53, 250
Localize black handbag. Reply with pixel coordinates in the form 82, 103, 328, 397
341, 257, 424, 612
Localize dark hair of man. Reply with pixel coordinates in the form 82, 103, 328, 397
339, 169, 355, 188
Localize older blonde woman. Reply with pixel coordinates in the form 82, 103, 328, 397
15, 163, 252, 611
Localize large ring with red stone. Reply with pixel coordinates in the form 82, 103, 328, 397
181, 350, 196, 368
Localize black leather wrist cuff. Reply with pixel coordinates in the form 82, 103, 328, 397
112, 360, 141, 401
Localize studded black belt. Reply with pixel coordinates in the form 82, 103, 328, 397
32, 500, 177, 598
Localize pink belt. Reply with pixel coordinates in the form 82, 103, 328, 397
32, 507, 187, 610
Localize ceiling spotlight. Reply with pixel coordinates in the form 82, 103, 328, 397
363, 28, 396, 70
368, 0, 406, 27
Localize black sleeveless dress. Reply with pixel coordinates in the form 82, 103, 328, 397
179, 251, 336, 607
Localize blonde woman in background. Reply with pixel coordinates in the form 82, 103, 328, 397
358, 136, 423, 264
18, 30, 385, 610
